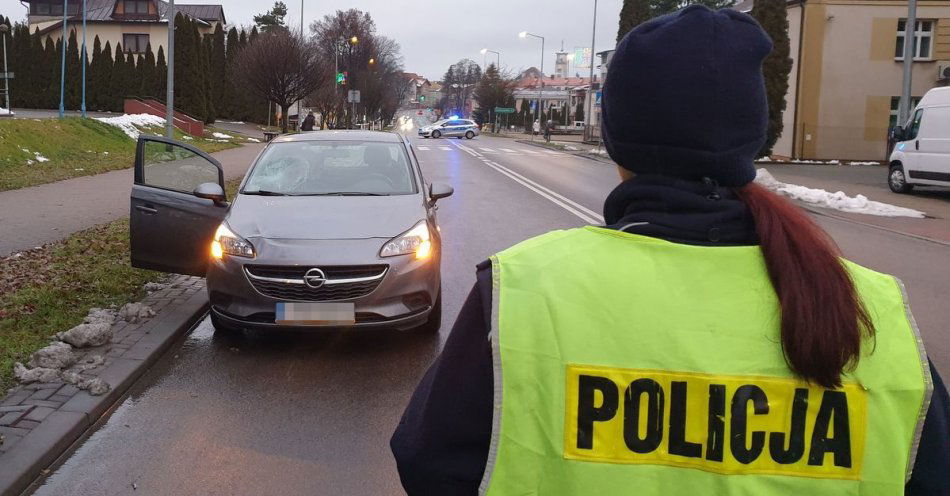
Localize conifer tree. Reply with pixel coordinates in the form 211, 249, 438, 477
210, 24, 226, 115
49, 37, 61, 109
201, 33, 216, 122
65, 30, 81, 109
109, 43, 128, 111
140, 43, 156, 97
155, 45, 167, 99
617, 0, 653, 43
87, 36, 102, 110
752, 0, 792, 156
223, 27, 239, 118
135, 53, 145, 97
97, 41, 114, 111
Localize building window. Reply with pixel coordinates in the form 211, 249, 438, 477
890, 96, 923, 128
124, 0, 150, 14
30, 1, 78, 16
895, 19, 934, 60
123, 34, 149, 54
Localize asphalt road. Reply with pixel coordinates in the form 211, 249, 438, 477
30, 130, 950, 495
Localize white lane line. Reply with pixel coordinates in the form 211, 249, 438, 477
483, 161, 602, 225
499, 148, 517, 153
417, 146, 431, 151
439, 146, 452, 151
522, 149, 541, 154
479, 148, 495, 152
457, 144, 480, 157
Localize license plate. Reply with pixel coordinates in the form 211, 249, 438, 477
275, 302, 356, 326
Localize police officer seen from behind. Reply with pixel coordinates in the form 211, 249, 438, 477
391, 6, 949, 495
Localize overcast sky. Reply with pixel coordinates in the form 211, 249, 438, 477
0, 0, 623, 80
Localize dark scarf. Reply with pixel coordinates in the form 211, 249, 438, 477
603, 175, 758, 246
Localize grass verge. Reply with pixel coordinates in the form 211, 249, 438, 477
0, 219, 163, 392
0, 176, 244, 393
0, 118, 243, 192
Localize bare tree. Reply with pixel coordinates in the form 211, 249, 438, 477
231, 30, 329, 133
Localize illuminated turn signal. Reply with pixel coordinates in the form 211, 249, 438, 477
211, 240, 224, 259
415, 239, 432, 259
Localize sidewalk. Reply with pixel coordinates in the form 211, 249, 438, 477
0, 143, 264, 258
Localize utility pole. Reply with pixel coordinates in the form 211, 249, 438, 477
586, 0, 598, 143
0, 24, 10, 114
81, 0, 86, 117
165, 0, 175, 138
897, 0, 918, 127
58, 0, 68, 118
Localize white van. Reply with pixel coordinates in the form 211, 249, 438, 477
888, 87, 950, 193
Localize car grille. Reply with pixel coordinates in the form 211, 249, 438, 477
244, 265, 388, 302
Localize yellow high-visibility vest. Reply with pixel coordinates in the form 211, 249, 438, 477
480, 226, 932, 495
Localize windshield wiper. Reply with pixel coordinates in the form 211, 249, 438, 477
297, 192, 391, 197
242, 190, 289, 196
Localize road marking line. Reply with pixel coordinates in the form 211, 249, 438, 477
484, 161, 602, 225
439, 146, 452, 151
488, 160, 603, 222
417, 146, 431, 150
448, 140, 483, 158
522, 149, 541, 154
500, 148, 517, 153
479, 148, 495, 152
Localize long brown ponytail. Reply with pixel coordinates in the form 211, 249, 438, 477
734, 183, 874, 389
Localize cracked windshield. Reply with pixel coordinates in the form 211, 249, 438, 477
0, 0, 947, 494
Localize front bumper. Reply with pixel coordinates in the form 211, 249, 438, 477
206, 237, 440, 331
418, 129, 432, 137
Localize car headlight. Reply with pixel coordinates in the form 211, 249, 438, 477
380, 221, 432, 259
211, 222, 255, 259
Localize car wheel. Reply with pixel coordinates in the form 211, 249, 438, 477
432, 130, 441, 139
414, 291, 442, 334
465, 131, 475, 139
888, 164, 914, 193
210, 311, 241, 334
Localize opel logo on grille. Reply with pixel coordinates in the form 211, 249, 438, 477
303, 268, 327, 289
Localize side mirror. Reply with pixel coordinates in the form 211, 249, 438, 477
429, 182, 454, 204
194, 182, 227, 206
892, 126, 905, 141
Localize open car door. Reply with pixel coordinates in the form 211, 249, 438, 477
130, 136, 228, 276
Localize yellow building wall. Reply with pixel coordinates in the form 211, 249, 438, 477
39, 21, 220, 58
793, 0, 950, 161
774, 4, 802, 159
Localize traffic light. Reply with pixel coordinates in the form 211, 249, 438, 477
419, 95, 425, 102
336, 71, 347, 85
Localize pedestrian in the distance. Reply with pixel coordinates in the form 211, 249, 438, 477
532, 119, 540, 136
301, 111, 316, 132
391, 6, 948, 495
544, 118, 553, 142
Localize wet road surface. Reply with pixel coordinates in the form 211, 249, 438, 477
32, 131, 950, 495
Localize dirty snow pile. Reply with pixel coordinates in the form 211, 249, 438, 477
13, 301, 157, 396
211, 132, 233, 139
245, 137, 261, 143
94, 113, 166, 139
0, 107, 13, 116
755, 169, 925, 218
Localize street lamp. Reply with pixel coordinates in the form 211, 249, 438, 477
480, 48, 500, 70
519, 31, 545, 129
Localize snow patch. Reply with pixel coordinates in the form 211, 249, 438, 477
27, 342, 76, 369
0, 107, 13, 116
55, 308, 116, 347
212, 132, 233, 139
181, 135, 194, 140
245, 137, 261, 143
34, 152, 49, 163
755, 169, 926, 218
847, 161, 880, 166
94, 113, 167, 139
118, 302, 155, 323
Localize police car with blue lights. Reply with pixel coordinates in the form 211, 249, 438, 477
418, 117, 479, 139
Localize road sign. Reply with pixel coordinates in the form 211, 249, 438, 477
348, 90, 361, 103
494, 107, 515, 114
337, 71, 347, 85
0, 72, 13, 80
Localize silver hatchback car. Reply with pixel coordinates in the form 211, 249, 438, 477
129, 131, 453, 333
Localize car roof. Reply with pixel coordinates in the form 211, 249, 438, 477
271, 130, 404, 143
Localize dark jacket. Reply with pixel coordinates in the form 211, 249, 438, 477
391, 176, 950, 495
301, 114, 316, 131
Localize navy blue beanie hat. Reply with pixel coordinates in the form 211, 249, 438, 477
602, 5, 773, 187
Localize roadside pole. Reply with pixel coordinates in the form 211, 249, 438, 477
165, 0, 175, 138
80, 0, 86, 117
897, 0, 918, 127
586, 0, 598, 143
58, 0, 68, 118
1, 24, 10, 113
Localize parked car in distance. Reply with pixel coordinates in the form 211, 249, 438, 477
418, 118, 480, 139
129, 131, 454, 334
888, 86, 950, 193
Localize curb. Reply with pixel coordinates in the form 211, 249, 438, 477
0, 290, 209, 496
